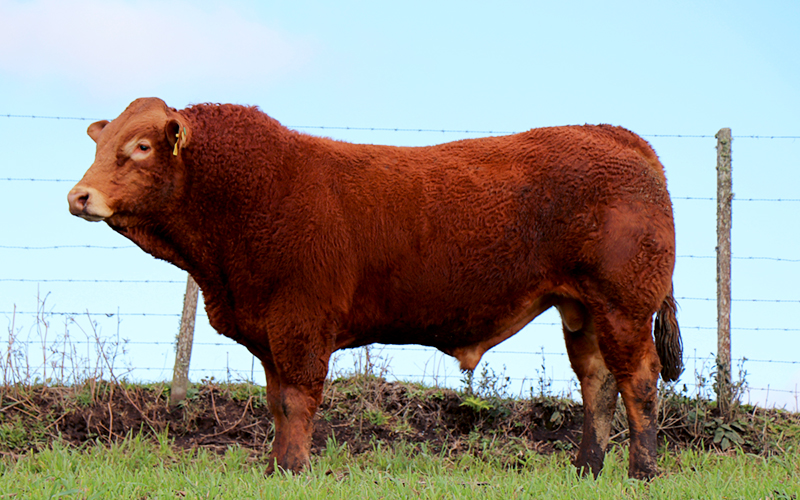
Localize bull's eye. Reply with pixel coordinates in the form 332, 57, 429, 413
129, 139, 152, 159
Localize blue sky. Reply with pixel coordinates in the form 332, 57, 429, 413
1, 0, 799, 408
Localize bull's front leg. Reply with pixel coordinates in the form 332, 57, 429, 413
262, 359, 285, 472
260, 305, 334, 474
262, 357, 326, 474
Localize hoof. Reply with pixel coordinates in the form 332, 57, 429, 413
628, 462, 658, 481
573, 449, 604, 479
265, 451, 308, 475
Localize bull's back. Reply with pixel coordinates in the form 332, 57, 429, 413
350, 124, 670, 274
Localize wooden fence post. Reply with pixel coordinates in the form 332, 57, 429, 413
715, 127, 733, 419
170, 275, 199, 407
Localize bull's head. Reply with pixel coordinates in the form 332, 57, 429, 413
67, 97, 191, 228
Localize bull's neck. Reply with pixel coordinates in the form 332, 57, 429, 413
164, 128, 315, 286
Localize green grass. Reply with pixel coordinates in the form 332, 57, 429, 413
1, 436, 797, 499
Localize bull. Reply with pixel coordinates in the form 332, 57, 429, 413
68, 97, 681, 479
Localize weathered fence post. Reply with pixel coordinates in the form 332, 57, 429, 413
715, 127, 733, 419
170, 275, 199, 407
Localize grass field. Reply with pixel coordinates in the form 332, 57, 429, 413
1, 321, 798, 499
1, 435, 798, 499
1, 375, 799, 499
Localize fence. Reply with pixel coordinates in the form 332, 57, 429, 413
1, 115, 799, 410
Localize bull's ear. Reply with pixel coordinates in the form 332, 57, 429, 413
166, 118, 191, 156
87, 120, 109, 142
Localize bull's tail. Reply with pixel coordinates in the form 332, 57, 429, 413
654, 286, 683, 382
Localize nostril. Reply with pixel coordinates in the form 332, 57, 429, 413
68, 189, 90, 214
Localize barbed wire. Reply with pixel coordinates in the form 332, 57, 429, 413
3, 113, 800, 140
5, 177, 800, 204
733, 198, 800, 202
673, 196, 800, 202
8, 337, 799, 367
4, 247, 794, 259
374, 348, 800, 365
2, 114, 99, 121
677, 297, 800, 304
0, 310, 187, 317
681, 325, 800, 332
0, 245, 138, 250
291, 125, 519, 135
3, 252, 798, 264
1, 245, 797, 274
2, 310, 799, 332
0, 279, 184, 284
1, 178, 77, 182
677, 255, 800, 263
4, 291, 799, 310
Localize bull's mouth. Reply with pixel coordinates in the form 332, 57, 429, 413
75, 213, 107, 222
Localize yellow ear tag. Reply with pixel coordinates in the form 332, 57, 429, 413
173, 130, 180, 156
173, 127, 187, 156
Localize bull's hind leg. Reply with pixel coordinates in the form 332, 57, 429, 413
594, 311, 662, 480
559, 300, 619, 478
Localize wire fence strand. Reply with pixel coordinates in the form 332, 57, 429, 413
2, 310, 800, 333
5, 178, 800, 203
0, 245, 138, 250
3, 113, 800, 139
6, 250, 799, 263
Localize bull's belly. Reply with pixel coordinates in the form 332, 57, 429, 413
338, 292, 564, 371
342, 320, 503, 350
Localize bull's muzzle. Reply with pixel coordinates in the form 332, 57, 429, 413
67, 185, 113, 221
